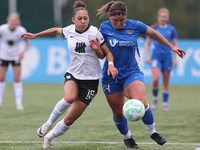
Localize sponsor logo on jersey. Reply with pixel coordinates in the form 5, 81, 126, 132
75, 42, 86, 53
109, 39, 118, 47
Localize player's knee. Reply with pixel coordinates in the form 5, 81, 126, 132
152, 80, 159, 87
14, 77, 20, 82
63, 96, 76, 104
64, 117, 74, 126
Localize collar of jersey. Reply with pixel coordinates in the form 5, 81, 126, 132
75, 25, 90, 34
159, 24, 168, 28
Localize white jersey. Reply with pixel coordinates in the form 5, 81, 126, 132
0, 24, 27, 60
63, 24, 104, 80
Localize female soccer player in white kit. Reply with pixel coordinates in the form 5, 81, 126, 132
0, 13, 30, 110
21, 1, 118, 149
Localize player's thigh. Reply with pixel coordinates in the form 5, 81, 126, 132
64, 80, 79, 103
12, 66, 21, 82
0, 66, 8, 81
64, 99, 87, 125
105, 91, 125, 118
124, 80, 148, 108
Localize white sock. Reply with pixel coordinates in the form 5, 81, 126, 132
46, 119, 72, 140
145, 122, 156, 136
123, 130, 132, 140
153, 96, 158, 102
0, 82, 6, 105
14, 82, 23, 106
46, 98, 71, 126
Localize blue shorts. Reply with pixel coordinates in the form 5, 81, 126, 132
102, 72, 144, 94
151, 57, 172, 71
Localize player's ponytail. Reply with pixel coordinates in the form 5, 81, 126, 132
72, 1, 88, 17
97, 1, 127, 19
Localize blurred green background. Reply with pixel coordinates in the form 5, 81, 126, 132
0, 0, 199, 39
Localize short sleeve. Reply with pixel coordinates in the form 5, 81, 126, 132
20, 26, 27, 34
62, 27, 68, 38
135, 21, 148, 34
96, 30, 105, 46
99, 23, 107, 42
0, 25, 2, 36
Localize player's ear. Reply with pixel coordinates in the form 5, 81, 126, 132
71, 17, 75, 23
108, 13, 111, 19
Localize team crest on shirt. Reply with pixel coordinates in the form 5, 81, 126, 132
88, 35, 95, 40
126, 29, 134, 34
167, 30, 172, 35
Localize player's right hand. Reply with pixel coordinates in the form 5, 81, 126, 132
21, 33, 37, 39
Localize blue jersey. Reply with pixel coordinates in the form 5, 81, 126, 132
149, 24, 178, 59
100, 19, 147, 82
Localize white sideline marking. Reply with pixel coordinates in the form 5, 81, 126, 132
0, 141, 200, 145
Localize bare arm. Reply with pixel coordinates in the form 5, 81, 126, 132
21, 27, 63, 39
19, 38, 30, 60
145, 26, 186, 58
172, 38, 178, 67
101, 43, 118, 79
145, 37, 151, 64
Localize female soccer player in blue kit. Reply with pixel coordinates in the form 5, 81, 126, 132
145, 8, 178, 112
97, 1, 185, 149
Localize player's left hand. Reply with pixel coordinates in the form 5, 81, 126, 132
89, 38, 101, 51
171, 46, 186, 58
173, 59, 177, 68
107, 64, 118, 79
18, 51, 25, 60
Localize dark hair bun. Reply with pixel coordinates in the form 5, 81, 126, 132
73, 1, 86, 9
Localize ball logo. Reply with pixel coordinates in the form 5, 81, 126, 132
125, 101, 144, 120
123, 99, 145, 121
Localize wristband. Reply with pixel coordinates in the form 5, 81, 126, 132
108, 62, 114, 65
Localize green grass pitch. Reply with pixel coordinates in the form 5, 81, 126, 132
0, 83, 199, 150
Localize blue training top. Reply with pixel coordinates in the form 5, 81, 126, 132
100, 19, 147, 82
148, 24, 178, 59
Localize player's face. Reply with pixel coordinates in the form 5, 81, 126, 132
109, 14, 127, 30
8, 16, 19, 30
158, 12, 169, 25
72, 10, 89, 32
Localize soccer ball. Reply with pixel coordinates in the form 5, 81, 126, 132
123, 99, 145, 121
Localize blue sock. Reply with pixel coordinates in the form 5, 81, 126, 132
163, 91, 169, 103
142, 106, 154, 125
152, 88, 159, 97
113, 116, 129, 135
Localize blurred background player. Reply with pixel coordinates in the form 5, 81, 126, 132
97, 1, 185, 148
0, 13, 30, 110
22, 1, 118, 149
145, 8, 178, 112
